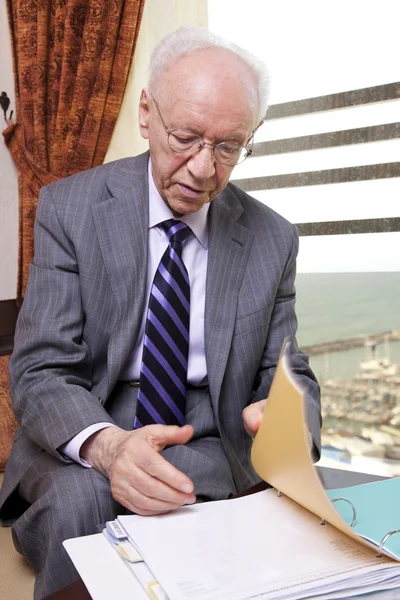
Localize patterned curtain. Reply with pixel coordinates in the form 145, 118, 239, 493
0, 355, 16, 471
4, 0, 145, 298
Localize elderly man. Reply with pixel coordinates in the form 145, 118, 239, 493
0, 26, 321, 598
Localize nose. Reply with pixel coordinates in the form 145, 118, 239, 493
187, 145, 216, 181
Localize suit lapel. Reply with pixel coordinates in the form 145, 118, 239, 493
205, 186, 254, 417
91, 153, 149, 388
91, 156, 253, 401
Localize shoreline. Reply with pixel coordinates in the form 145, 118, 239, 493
302, 330, 400, 356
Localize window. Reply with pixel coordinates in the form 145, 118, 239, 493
209, 0, 400, 476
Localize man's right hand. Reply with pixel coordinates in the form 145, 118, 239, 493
80, 424, 195, 516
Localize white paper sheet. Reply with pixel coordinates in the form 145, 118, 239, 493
118, 489, 399, 600
63, 533, 148, 600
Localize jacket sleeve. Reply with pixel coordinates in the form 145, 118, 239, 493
10, 184, 115, 461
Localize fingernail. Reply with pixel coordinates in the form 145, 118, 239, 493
181, 483, 193, 494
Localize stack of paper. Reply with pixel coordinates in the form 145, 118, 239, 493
113, 488, 400, 600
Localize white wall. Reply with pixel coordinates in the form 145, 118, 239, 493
105, 0, 208, 162
0, 1, 18, 300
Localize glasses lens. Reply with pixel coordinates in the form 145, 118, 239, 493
169, 131, 202, 154
168, 130, 250, 165
215, 143, 248, 166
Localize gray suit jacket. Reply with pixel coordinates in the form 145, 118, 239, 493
0, 152, 320, 510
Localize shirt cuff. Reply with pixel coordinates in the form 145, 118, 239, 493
60, 423, 117, 467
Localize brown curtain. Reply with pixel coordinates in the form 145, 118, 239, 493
4, 0, 145, 299
0, 355, 16, 471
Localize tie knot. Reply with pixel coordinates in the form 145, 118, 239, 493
161, 219, 192, 245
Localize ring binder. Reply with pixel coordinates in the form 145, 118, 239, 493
330, 497, 356, 527
320, 497, 357, 527
377, 530, 400, 558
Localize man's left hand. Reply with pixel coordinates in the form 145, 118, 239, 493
242, 398, 314, 454
242, 398, 267, 438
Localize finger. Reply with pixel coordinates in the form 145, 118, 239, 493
242, 399, 267, 437
113, 481, 184, 515
144, 424, 194, 452
119, 462, 196, 506
123, 485, 195, 516
131, 437, 195, 494
242, 404, 261, 436
113, 480, 194, 516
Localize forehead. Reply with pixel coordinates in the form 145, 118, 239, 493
156, 48, 257, 136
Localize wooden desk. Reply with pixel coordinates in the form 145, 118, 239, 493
43, 467, 397, 600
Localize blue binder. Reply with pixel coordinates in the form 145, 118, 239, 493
326, 477, 400, 559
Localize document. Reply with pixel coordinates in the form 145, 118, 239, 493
63, 339, 400, 600
117, 489, 399, 600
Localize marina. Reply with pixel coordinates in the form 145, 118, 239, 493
311, 333, 400, 477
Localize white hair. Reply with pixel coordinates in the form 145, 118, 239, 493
148, 26, 270, 124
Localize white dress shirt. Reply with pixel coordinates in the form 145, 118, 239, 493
61, 159, 209, 465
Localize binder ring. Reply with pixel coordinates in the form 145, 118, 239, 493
376, 529, 400, 558
330, 497, 356, 528
320, 497, 356, 527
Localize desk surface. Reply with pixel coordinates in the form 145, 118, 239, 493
44, 466, 398, 600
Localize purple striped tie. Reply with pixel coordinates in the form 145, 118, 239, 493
134, 220, 192, 428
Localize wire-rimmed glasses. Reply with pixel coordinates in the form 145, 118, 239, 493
151, 95, 253, 166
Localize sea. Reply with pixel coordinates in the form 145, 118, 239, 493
294, 272, 400, 382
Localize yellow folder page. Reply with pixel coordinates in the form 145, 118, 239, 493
251, 340, 380, 555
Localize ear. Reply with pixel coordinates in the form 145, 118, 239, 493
138, 88, 151, 140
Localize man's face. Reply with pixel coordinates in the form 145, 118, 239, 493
139, 48, 257, 217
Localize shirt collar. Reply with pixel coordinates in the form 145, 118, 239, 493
148, 158, 209, 250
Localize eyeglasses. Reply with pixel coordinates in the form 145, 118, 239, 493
151, 95, 253, 166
